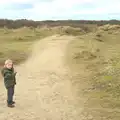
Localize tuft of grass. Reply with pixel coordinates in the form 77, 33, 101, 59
62, 26, 85, 36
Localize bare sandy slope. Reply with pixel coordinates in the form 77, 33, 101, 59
0, 35, 86, 120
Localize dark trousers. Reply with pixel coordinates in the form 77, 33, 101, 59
7, 86, 14, 104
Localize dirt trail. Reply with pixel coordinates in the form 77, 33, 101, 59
0, 35, 86, 120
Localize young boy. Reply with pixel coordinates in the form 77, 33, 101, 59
1, 59, 17, 108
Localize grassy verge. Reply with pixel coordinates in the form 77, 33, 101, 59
66, 30, 120, 119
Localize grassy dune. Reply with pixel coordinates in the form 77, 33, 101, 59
66, 24, 120, 119
0, 26, 88, 65
0, 27, 66, 64
1, 24, 120, 119
0, 28, 39, 65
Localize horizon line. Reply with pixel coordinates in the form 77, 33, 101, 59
0, 18, 120, 21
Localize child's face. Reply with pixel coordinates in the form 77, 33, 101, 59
6, 62, 13, 69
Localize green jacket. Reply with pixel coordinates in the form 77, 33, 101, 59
1, 67, 16, 89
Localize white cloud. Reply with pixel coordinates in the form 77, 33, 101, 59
0, 0, 34, 4
27, 0, 96, 17
0, 0, 120, 20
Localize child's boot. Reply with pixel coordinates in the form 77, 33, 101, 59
7, 104, 15, 108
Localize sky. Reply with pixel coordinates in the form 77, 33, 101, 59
0, 0, 120, 20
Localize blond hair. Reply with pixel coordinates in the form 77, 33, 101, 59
4, 59, 13, 65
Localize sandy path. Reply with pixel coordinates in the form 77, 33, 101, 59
0, 35, 85, 120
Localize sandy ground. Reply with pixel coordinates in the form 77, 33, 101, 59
0, 35, 86, 120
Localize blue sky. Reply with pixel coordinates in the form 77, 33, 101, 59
0, 0, 120, 20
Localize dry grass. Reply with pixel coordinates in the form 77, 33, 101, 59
98, 24, 120, 35
99, 24, 120, 31
0, 26, 85, 65
66, 27, 120, 119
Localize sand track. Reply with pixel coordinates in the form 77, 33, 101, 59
0, 35, 85, 120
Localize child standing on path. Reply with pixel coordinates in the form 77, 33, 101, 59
1, 59, 17, 108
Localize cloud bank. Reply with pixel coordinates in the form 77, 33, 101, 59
0, 0, 119, 20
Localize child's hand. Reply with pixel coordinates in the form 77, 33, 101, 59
14, 72, 17, 76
